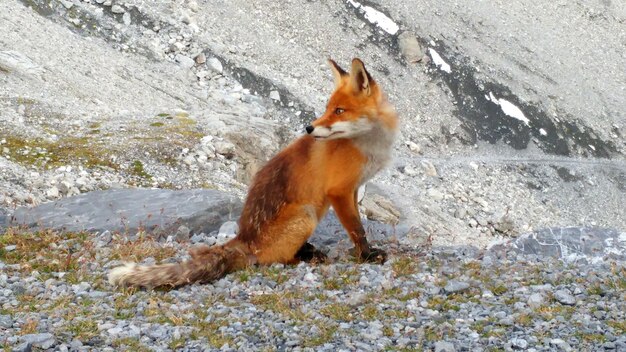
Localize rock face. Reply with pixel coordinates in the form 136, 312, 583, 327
489, 227, 626, 263
5, 189, 242, 236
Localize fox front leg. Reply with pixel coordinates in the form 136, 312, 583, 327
329, 192, 387, 263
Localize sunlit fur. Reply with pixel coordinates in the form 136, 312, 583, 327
108, 58, 399, 289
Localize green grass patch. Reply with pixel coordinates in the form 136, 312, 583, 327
1, 135, 117, 169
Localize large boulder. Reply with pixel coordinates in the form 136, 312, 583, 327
5, 189, 242, 236
489, 227, 626, 263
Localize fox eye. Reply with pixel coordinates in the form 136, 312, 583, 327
334, 108, 345, 115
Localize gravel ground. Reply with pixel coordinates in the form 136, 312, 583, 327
1, 229, 625, 351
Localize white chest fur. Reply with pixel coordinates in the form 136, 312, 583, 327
353, 123, 397, 185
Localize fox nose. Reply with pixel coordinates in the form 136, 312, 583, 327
305, 125, 315, 134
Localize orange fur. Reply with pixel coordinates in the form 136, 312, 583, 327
108, 58, 398, 288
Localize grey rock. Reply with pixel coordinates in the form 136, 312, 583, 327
0, 315, 12, 328
427, 188, 444, 201
527, 293, 545, 309
107, 326, 124, 336
88, 291, 110, 299
176, 225, 191, 241
453, 208, 466, 219
489, 227, 626, 262
207, 57, 223, 73
60, 0, 74, 10
554, 289, 576, 306
361, 194, 401, 225
190, 233, 206, 244
21, 333, 55, 349
122, 12, 131, 26
96, 230, 112, 247
603, 341, 616, 350
195, 53, 206, 64
0, 208, 7, 230
269, 90, 280, 101
420, 160, 438, 177
0, 50, 45, 77
398, 31, 423, 63
175, 54, 195, 69
444, 280, 470, 294
111, 5, 125, 14
13, 342, 31, 352
70, 339, 83, 350
549, 338, 573, 351
218, 221, 238, 236
10, 189, 242, 237
510, 337, 528, 349
434, 341, 455, 352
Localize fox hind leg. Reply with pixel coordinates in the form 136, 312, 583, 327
254, 204, 319, 265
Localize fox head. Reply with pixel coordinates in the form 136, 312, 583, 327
306, 58, 395, 140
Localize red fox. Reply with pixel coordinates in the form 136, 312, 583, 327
108, 58, 399, 288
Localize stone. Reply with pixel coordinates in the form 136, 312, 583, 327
60, 0, 74, 9
444, 280, 470, 294
21, 333, 55, 349
405, 140, 421, 153
527, 293, 545, 309
427, 189, 444, 201
402, 165, 418, 176
554, 289, 576, 306
194, 52, 206, 64
549, 338, 573, 351
434, 341, 455, 352
12, 342, 31, 352
488, 227, 626, 263
111, 5, 125, 14
176, 225, 191, 241
511, 338, 528, 349
0, 314, 12, 328
454, 208, 467, 219
175, 54, 195, 68
398, 31, 423, 63
96, 230, 113, 247
207, 57, 223, 73
218, 221, 238, 236
9, 189, 242, 236
44, 183, 58, 198
361, 194, 401, 225
122, 12, 131, 26
421, 160, 438, 177
269, 90, 280, 101
0, 50, 45, 77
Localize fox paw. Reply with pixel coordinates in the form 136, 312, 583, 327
295, 242, 328, 264
359, 247, 387, 264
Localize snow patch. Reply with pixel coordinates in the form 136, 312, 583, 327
347, 0, 399, 35
485, 92, 530, 126
428, 48, 451, 73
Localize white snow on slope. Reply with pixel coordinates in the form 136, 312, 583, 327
347, 0, 399, 35
427, 48, 451, 73
486, 92, 530, 125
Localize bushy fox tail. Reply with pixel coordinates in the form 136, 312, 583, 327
108, 239, 252, 288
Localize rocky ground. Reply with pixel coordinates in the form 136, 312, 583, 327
1, 0, 625, 350
1, 227, 625, 351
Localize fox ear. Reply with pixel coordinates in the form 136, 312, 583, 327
328, 59, 348, 87
350, 58, 373, 96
